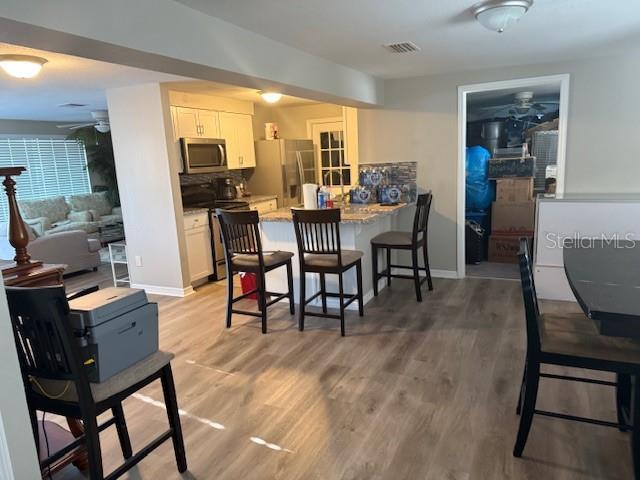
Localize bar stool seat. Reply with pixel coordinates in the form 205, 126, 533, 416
217, 209, 295, 334
232, 250, 293, 270
304, 250, 363, 269
371, 231, 414, 247
292, 208, 364, 336
371, 192, 433, 302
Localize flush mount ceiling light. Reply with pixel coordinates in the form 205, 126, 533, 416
473, 0, 533, 33
259, 91, 283, 104
0, 54, 48, 78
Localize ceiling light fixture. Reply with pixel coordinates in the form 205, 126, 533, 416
259, 91, 282, 104
473, 0, 533, 33
0, 54, 48, 78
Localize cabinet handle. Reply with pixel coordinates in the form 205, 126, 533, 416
240, 155, 243, 165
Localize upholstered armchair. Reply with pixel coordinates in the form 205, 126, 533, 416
0, 223, 101, 274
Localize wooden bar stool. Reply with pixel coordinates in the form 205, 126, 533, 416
217, 209, 295, 334
292, 208, 364, 336
371, 192, 433, 302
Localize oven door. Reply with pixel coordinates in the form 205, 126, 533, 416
182, 138, 227, 174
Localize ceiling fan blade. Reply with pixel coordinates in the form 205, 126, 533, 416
56, 122, 96, 129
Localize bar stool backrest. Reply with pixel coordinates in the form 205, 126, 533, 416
518, 237, 542, 353
412, 192, 433, 244
7, 285, 94, 404
292, 208, 342, 264
217, 209, 264, 264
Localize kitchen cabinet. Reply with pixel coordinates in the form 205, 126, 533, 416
250, 198, 278, 215
183, 212, 213, 282
174, 107, 220, 138
219, 112, 256, 169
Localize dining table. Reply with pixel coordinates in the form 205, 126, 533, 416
564, 238, 640, 479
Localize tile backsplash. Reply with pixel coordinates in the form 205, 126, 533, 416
179, 170, 246, 186
358, 161, 417, 202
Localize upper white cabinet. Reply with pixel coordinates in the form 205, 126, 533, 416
174, 106, 220, 138
219, 112, 256, 169
170, 106, 255, 171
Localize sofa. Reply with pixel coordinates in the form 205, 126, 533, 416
18, 192, 122, 237
0, 223, 101, 274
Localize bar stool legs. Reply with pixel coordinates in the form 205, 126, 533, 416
319, 273, 328, 313
372, 245, 379, 296
298, 260, 364, 336
423, 241, 433, 291
412, 248, 422, 302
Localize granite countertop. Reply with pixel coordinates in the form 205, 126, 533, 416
239, 194, 278, 204
183, 207, 209, 216
261, 203, 410, 224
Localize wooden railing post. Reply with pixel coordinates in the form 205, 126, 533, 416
0, 167, 31, 264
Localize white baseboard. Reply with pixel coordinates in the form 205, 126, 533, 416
130, 283, 195, 297
390, 267, 458, 279
431, 269, 459, 279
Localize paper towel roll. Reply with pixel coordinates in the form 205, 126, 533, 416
303, 184, 318, 209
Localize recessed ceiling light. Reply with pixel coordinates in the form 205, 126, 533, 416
473, 0, 533, 33
0, 54, 48, 78
259, 91, 283, 104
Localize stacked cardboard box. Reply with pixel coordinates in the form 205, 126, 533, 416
489, 178, 535, 263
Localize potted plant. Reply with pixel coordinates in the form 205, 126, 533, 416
67, 127, 120, 206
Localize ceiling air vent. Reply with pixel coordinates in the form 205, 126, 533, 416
58, 103, 88, 108
383, 41, 421, 54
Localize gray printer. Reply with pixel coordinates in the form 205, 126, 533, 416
69, 287, 159, 383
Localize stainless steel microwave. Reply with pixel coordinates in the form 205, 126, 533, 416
180, 137, 227, 174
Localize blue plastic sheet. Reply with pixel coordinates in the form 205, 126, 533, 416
465, 145, 495, 211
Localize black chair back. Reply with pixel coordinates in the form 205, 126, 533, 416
291, 208, 342, 263
518, 238, 541, 353
217, 209, 264, 263
412, 192, 433, 244
6, 285, 94, 403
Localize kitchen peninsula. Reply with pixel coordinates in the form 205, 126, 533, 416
260, 203, 412, 308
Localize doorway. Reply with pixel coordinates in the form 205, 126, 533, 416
457, 75, 570, 279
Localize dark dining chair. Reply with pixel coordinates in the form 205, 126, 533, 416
514, 238, 640, 469
217, 208, 295, 334
370, 191, 433, 302
6, 285, 187, 480
292, 208, 364, 336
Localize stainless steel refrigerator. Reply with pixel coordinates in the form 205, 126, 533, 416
246, 139, 316, 208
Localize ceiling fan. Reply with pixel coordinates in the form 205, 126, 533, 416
57, 110, 110, 133
475, 91, 559, 119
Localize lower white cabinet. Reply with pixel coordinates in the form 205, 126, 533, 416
184, 213, 213, 282
250, 198, 278, 215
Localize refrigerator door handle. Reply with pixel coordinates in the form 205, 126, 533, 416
296, 151, 305, 204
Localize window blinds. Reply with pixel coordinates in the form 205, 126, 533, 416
0, 138, 92, 223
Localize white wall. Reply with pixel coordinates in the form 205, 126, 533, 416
0, 0, 381, 107
359, 47, 640, 272
107, 83, 190, 296
0, 119, 63, 136
0, 279, 40, 480
252, 103, 343, 140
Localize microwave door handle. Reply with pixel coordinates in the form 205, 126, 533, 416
218, 144, 227, 166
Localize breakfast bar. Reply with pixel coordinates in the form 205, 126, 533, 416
260, 203, 411, 309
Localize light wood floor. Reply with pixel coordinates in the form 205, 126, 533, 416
53, 271, 632, 479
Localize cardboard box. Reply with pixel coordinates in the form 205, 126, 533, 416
491, 201, 535, 234
495, 178, 534, 203
488, 157, 536, 179
488, 235, 532, 264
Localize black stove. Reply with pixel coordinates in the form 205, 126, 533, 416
181, 182, 248, 282
181, 183, 248, 211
